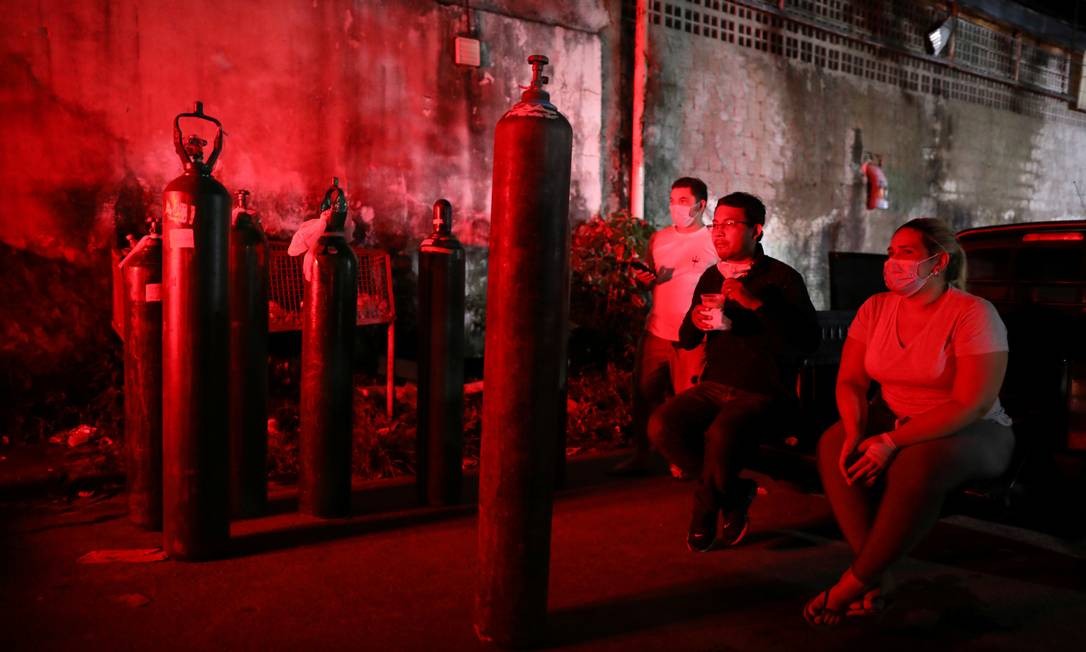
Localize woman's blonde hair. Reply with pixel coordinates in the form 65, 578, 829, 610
896, 218, 967, 289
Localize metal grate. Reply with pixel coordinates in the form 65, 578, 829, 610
267, 241, 395, 333
646, 0, 1085, 126
1019, 40, 1072, 94
955, 19, 1015, 80
784, 0, 935, 52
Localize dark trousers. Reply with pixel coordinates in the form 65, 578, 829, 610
648, 381, 777, 506
630, 332, 705, 453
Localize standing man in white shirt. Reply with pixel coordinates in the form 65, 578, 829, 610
611, 177, 719, 475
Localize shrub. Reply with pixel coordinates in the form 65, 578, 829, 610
569, 211, 654, 369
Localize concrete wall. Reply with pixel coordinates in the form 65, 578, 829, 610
643, 2, 1086, 309
0, 0, 610, 425
1, 0, 608, 253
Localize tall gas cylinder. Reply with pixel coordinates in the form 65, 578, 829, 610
475, 55, 574, 647
299, 178, 358, 518
121, 224, 163, 530
417, 199, 466, 506
228, 189, 269, 518
162, 101, 231, 560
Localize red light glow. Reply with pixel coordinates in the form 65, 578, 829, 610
1022, 232, 1085, 242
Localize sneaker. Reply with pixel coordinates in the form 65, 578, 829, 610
686, 485, 719, 553
718, 479, 758, 547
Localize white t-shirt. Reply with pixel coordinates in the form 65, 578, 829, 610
847, 288, 1012, 425
646, 226, 718, 341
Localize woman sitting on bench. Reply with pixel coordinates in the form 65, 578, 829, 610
804, 218, 1014, 627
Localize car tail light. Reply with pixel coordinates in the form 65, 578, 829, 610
1022, 232, 1085, 243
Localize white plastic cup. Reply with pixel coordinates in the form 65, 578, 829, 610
699, 293, 731, 330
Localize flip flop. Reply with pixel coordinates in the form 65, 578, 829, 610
803, 590, 844, 628
846, 592, 890, 619
846, 577, 896, 619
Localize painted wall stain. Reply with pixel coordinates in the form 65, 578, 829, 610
644, 20, 1085, 309
0, 0, 610, 427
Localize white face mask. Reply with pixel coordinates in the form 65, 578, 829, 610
883, 253, 939, 297
669, 203, 702, 228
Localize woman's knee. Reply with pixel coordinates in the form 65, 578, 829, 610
817, 422, 847, 465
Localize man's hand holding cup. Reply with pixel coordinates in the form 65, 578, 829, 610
694, 292, 731, 331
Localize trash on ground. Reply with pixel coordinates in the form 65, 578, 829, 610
49, 425, 100, 448
78, 548, 168, 564
114, 593, 152, 608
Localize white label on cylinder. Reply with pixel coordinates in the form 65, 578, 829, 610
145, 283, 161, 302
171, 228, 194, 248
165, 199, 195, 226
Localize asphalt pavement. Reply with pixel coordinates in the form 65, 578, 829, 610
2, 453, 1084, 651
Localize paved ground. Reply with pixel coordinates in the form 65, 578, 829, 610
2, 454, 1084, 651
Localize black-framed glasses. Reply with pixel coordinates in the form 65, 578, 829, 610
711, 219, 750, 230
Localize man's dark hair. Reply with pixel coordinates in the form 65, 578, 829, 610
716, 192, 766, 226
671, 177, 708, 204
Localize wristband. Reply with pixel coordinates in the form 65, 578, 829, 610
863, 433, 898, 466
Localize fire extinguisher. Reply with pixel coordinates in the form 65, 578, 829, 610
162, 101, 231, 560
120, 222, 163, 530
862, 154, 889, 210
417, 199, 465, 507
228, 189, 269, 518
475, 54, 574, 647
298, 178, 358, 518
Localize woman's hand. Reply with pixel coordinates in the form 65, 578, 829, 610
846, 433, 899, 486
838, 432, 861, 481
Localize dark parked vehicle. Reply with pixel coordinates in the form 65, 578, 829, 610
956, 220, 1085, 532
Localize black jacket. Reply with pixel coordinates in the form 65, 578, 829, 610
679, 251, 820, 396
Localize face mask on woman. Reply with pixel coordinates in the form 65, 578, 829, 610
883, 253, 940, 297
669, 203, 703, 228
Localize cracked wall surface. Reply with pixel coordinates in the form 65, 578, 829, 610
0, 0, 609, 415
644, 19, 1086, 309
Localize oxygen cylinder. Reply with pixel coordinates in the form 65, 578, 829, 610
417, 199, 465, 506
228, 189, 269, 518
299, 178, 358, 518
121, 225, 163, 530
162, 101, 231, 560
475, 55, 574, 647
